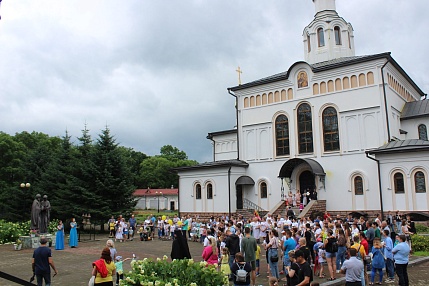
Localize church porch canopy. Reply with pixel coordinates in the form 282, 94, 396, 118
278, 158, 325, 178
235, 175, 255, 186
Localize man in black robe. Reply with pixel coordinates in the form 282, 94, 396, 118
171, 230, 191, 260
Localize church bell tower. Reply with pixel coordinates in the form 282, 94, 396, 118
303, 0, 355, 64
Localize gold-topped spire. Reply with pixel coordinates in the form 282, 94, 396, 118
236, 66, 243, 85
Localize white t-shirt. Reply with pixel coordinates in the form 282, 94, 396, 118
251, 221, 260, 239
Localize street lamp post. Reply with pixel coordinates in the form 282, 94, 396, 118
20, 182, 31, 215
156, 191, 163, 213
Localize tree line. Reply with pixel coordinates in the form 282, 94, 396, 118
0, 126, 198, 223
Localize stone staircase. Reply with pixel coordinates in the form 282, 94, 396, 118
236, 208, 268, 219
270, 201, 300, 219
297, 200, 326, 219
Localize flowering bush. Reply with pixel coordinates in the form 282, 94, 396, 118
0, 219, 60, 244
0, 220, 30, 244
120, 256, 228, 286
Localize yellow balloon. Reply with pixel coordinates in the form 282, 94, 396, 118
168, 219, 173, 225
177, 221, 183, 226
162, 215, 166, 220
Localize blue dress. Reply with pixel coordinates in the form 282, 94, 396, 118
69, 221, 78, 247
55, 224, 64, 250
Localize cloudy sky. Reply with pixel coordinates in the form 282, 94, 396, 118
0, 0, 428, 163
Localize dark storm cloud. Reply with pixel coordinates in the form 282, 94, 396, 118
0, 0, 428, 162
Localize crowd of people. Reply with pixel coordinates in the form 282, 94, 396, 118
31, 210, 416, 286
160, 210, 416, 286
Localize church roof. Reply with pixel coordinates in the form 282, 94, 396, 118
172, 159, 248, 172
228, 52, 425, 97
401, 100, 429, 120
207, 129, 237, 140
133, 188, 178, 197
366, 139, 429, 155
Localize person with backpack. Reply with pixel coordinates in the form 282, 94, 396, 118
231, 252, 252, 286
351, 235, 367, 285
324, 229, 338, 281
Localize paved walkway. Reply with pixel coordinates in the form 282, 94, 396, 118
1, 235, 428, 285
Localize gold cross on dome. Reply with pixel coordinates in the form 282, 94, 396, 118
236, 66, 243, 85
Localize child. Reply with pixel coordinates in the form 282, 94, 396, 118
170, 224, 176, 240
220, 247, 231, 276
122, 224, 128, 241
109, 220, 116, 238
115, 255, 132, 286
115, 224, 123, 242
128, 227, 134, 241
164, 219, 170, 239
255, 244, 261, 277
137, 226, 144, 241
200, 225, 206, 243
316, 242, 326, 278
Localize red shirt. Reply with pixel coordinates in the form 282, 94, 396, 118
360, 238, 369, 254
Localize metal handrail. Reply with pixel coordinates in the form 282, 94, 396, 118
242, 198, 265, 212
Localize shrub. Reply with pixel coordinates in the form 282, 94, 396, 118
0, 220, 30, 244
120, 256, 228, 286
0, 219, 60, 244
415, 223, 429, 234
411, 234, 429, 252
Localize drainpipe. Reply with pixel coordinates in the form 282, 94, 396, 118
228, 166, 232, 218
366, 152, 384, 220
228, 89, 240, 160
381, 60, 391, 142
207, 134, 216, 161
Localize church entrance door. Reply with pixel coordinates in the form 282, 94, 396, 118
236, 185, 243, 209
299, 170, 315, 195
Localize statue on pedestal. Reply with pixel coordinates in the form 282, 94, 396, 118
40, 195, 51, 233
30, 194, 41, 231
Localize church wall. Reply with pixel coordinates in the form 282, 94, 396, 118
400, 119, 429, 140
243, 152, 380, 213
177, 166, 247, 214
239, 82, 386, 162
376, 152, 429, 212
211, 132, 238, 161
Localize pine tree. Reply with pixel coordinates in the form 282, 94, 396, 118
92, 126, 136, 222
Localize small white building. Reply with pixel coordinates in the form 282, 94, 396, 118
134, 188, 178, 211
175, 0, 429, 219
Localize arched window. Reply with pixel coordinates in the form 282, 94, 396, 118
317, 28, 325, 47
275, 114, 290, 156
297, 103, 313, 153
394, 173, 405, 194
322, 107, 340, 151
415, 171, 426, 193
354, 176, 364, 195
334, 26, 341, 45
418, 124, 428, 140
260, 182, 267, 198
195, 184, 201, 199
207, 183, 213, 199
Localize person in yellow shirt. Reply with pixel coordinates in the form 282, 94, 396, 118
92, 247, 116, 285
255, 244, 261, 277
350, 235, 366, 259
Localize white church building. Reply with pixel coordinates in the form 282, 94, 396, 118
175, 0, 429, 219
